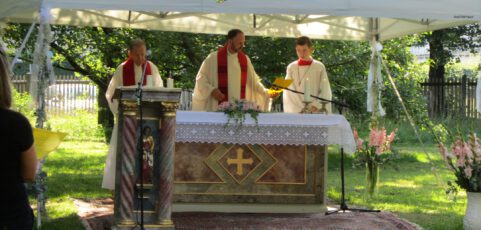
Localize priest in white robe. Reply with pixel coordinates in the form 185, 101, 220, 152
192, 29, 272, 112
283, 36, 332, 114
102, 39, 163, 190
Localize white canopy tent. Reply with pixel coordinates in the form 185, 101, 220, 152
2, 0, 480, 116
0, 0, 479, 41
2, 1, 481, 228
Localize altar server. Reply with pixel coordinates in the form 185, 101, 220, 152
283, 36, 332, 113
192, 29, 275, 112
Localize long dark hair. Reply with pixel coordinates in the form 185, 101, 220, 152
0, 46, 12, 109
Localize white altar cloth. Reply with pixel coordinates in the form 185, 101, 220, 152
175, 111, 356, 153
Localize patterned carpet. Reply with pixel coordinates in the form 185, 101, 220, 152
74, 198, 421, 230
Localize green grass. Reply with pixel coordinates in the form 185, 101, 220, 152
32, 141, 467, 229
32, 141, 110, 229
327, 144, 466, 230
45, 110, 106, 142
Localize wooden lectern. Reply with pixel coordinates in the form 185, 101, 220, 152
113, 87, 181, 230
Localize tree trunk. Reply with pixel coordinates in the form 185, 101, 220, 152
97, 83, 114, 143
428, 30, 447, 118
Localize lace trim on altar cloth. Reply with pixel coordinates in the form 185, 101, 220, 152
175, 111, 356, 153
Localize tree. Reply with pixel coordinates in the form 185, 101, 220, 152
3, 25, 223, 140
3, 23, 422, 139
421, 24, 481, 117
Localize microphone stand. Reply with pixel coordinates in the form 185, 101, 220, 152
273, 83, 379, 214
271, 84, 349, 109
135, 60, 148, 230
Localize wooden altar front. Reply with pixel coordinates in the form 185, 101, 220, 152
113, 87, 181, 230
172, 111, 356, 213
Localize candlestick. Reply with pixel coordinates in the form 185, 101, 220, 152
304, 77, 312, 102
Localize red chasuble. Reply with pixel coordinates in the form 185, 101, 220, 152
217, 46, 248, 103
298, 58, 313, 66
122, 58, 152, 86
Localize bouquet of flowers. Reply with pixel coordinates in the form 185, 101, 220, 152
438, 132, 481, 193
353, 127, 398, 196
218, 99, 260, 131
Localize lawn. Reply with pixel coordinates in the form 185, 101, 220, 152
33, 141, 466, 229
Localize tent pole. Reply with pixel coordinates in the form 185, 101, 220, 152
10, 16, 39, 72
326, 17, 382, 215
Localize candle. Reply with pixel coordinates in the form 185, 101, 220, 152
146, 75, 153, 86
167, 77, 174, 88
304, 77, 311, 102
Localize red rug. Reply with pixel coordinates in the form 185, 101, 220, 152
74, 198, 421, 230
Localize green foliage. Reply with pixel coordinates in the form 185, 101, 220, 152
218, 100, 260, 131
319, 40, 371, 119
445, 61, 480, 79
11, 88, 35, 119
46, 110, 105, 142
3, 24, 451, 136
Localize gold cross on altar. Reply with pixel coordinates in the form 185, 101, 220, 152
227, 148, 253, 176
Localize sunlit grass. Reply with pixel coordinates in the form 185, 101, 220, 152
31, 141, 469, 229
31, 141, 110, 229
327, 145, 466, 230
45, 110, 105, 142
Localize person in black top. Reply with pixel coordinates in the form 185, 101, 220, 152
0, 46, 37, 229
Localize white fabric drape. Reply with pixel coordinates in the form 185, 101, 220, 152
30, 4, 55, 109
367, 41, 385, 116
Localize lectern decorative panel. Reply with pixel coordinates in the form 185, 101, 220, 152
113, 87, 181, 230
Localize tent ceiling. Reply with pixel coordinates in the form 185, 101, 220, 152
0, 0, 479, 41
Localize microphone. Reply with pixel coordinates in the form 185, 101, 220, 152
136, 50, 151, 104
138, 50, 151, 88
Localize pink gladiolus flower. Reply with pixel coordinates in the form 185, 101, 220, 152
464, 166, 473, 179
463, 143, 473, 159
353, 129, 359, 140
369, 128, 378, 147
219, 101, 230, 110
377, 128, 386, 147
452, 141, 463, 157
456, 156, 466, 167
356, 138, 363, 150
388, 129, 397, 142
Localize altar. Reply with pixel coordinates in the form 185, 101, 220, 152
172, 111, 356, 213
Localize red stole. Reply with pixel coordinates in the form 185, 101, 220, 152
122, 58, 151, 86
298, 58, 313, 66
217, 45, 248, 103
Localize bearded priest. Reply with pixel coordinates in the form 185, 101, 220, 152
192, 29, 276, 112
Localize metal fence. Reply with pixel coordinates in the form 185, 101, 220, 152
12, 74, 98, 114
12, 74, 196, 114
